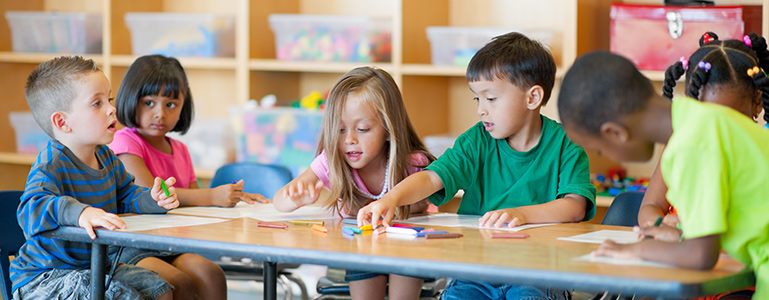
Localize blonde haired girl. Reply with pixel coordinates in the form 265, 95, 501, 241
273, 66, 435, 300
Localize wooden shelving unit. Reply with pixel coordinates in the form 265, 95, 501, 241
1, 0, 766, 208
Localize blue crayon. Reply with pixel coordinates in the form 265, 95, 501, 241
342, 226, 356, 236
416, 230, 449, 237
342, 218, 358, 225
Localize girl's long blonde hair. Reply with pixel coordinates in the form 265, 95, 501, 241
318, 67, 435, 219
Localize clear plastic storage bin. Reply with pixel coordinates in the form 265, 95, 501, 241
124, 12, 235, 57
231, 107, 323, 177
269, 14, 391, 62
426, 27, 553, 66
167, 117, 235, 170
10, 112, 50, 155
5, 11, 102, 53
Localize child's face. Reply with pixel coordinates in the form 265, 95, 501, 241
563, 122, 655, 163
468, 78, 531, 141
337, 93, 389, 172
64, 71, 117, 146
135, 91, 184, 138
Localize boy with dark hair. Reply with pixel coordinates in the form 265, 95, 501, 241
10, 56, 179, 300
558, 51, 769, 299
358, 32, 595, 299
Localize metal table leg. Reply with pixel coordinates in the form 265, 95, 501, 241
91, 243, 107, 300
264, 261, 278, 300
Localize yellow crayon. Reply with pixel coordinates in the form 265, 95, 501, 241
289, 220, 324, 226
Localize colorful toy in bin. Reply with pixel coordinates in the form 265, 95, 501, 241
232, 107, 324, 177
592, 167, 649, 196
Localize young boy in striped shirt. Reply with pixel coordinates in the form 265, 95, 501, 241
10, 56, 179, 300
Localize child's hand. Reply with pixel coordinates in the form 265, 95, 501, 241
212, 180, 269, 207
78, 207, 126, 239
591, 239, 642, 261
357, 197, 398, 227
150, 177, 179, 210
478, 208, 526, 228
282, 180, 324, 209
634, 224, 682, 242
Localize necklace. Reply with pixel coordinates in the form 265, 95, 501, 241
354, 159, 390, 200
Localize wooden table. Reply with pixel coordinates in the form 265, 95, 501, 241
45, 218, 754, 300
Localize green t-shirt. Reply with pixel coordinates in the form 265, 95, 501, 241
663, 97, 769, 297
426, 115, 596, 220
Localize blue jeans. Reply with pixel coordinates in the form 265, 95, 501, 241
440, 279, 571, 300
13, 264, 173, 300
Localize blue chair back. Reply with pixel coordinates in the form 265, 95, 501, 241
601, 191, 645, 227
1, 190, 25, 300
209, 163, 293, 198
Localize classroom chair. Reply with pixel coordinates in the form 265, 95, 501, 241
0, 190, 25, 300
209, 162, 308, 299
601, 191, 645, 227
209, 162, 294, 198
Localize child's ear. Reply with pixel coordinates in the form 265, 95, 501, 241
599, 121, 630, 144
51, 112, 71, 133
525, 85, 544, 110
752, 90, 762, 120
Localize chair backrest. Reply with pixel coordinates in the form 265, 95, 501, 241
601, 191, 645, 227
209, 163, 293, 198
0, 190, 25, 300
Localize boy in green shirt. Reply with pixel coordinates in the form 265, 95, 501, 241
558, 51, 769, 298
357, 32, 595, 299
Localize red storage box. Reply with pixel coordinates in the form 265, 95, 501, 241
610, 4, 762, 71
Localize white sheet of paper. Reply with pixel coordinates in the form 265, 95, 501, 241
398, 213, 558, 232
118, 214, 228, 232
573, 253, 674, 268
168, 202, 336, 222
557, 229, 641, 244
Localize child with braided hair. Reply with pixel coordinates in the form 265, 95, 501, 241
635, 31, 769, 300
639, 31, 769, 239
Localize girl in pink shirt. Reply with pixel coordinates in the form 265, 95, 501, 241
273, 67, 436, 300
111, 55, 264, 300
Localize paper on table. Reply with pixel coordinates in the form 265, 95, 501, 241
168, 202, 336, 222
398, 213, 559, 232
118, 214, 228, 232
573, 253, 674, 268
557, 229, 641, 244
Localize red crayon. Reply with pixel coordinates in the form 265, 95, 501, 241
257, 221, 288, 229
425, 233, 463, 239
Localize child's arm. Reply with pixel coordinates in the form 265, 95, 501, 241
78, 207, 126, 239
176, 180, 267, 207
149, 177, 180, 210
478, 193, 587, 228
357, 170, 444, 226
637, 162, 679, 227
592, 234, 721, 270
273, 168, 325, 212
118, 153, 266, 207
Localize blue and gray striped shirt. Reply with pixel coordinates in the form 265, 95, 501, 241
10, 140, 168, 292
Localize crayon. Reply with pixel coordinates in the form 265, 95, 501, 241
342, 226, 356, 236
343, 226, 362, 234
416, 230, 449, 237
385, 226, 418, 235
311, 224, 328, 233
644, 216, 664, 240
374, 226, 387, 235
160, 179, 170, 197
359, 224, 375, 231
257, 221, 288, 229
425, 233, 463, 239
490, 232, 530, 239
342, 219, 358, 225
289, 220, 325, 226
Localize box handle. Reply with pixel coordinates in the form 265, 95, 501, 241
666, 11, 683, 39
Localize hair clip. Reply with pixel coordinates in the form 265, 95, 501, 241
698, 61, 712, 71
748, 66, 761, 77
744, 35, 753, 47
679, 56, 689, 71
703, 33, 715, 43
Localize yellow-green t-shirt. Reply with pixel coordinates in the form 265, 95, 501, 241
662, 97, 769, 297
